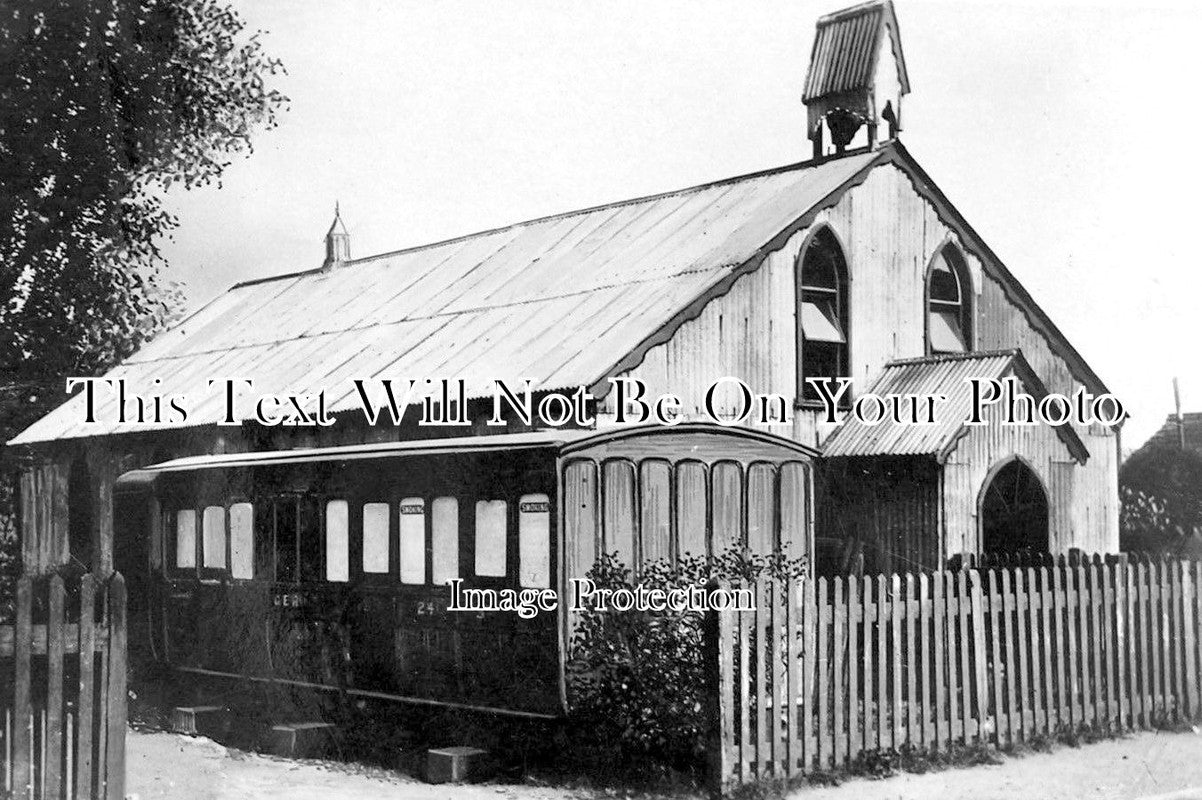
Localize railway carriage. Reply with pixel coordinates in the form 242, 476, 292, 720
117, 423, 816, 717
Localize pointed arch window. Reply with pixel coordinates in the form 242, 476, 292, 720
927, 244, 973, 354
797, 227, 850, 402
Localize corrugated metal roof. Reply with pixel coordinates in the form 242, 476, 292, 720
803, 0, 910, 102
820, 350, 1088, 463
11, 150, 880, 445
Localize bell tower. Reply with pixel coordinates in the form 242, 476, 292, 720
802, 0, 910, 159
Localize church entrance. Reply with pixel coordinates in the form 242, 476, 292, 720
980, 458, 1049, 555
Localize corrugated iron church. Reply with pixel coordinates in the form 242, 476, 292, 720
11, 0, 1120, 588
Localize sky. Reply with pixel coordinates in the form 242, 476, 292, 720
158, 0, 1202, 450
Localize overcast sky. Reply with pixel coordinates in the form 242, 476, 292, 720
158, 0, 1202, 449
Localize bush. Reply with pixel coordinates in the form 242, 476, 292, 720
564, 546, 806, 781
1120, 446, 1202, 556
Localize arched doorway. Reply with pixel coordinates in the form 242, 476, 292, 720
979, 458, 1049, 555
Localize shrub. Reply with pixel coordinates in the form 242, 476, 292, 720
564, 546, 806, 780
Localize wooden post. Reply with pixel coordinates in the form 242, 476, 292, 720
969, 570, 988, 742
104, 573, 128, 800
87, 449, 118, 576
12, 577, 32, 798
704, 580, 735, 798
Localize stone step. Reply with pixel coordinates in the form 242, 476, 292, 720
267, 721, 339, 758
169, 706, 229, 738
426, 746, 492, 783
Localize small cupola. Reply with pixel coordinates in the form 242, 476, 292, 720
322, 203, 351, 269
803, 0, 910, 160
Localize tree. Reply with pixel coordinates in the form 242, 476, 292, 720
0, 0, 286, 602
1119, 445, 1202, 556
0, 0, 287, 388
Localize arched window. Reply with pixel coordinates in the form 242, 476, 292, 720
796, 227, 849, 402
927, 244, 973, 354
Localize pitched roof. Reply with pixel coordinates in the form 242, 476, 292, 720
10, 150, 880, 444
803, 0, 910, 101
820, 350, 1090, 463
9, 142, 1113, 447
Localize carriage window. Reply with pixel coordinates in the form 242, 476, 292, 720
432, 497, 459, 585
362, 502, 390, 574
254, 504, 275, 581
519, 494, 550, 588
275, 498, 299, 583
202, 506, 226, 569
325, 500, 349, 582
229, 502, 254, 579
175, 509, 197, 569
399, 498, 426, 584
475, 500, 507, 577
298, 497, 322, 582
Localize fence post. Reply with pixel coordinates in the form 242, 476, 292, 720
969, 570, 988, 742
12, 576, 32, 798
705, 579, 734, 798
104, 573, 127, 800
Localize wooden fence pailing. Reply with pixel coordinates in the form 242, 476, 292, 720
706, 557, 1202, 795
1, 573, 126, 800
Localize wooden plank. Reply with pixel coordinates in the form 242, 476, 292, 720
1149, 560, 1163, 721
919, 573, 933, 748
1138, 561, 1153, 726
706, 586, 736, 796
987, 570, 1004, 745
1015, 569, 1032, 740
771, 581, 785, 776
933, 572, 948, 747
861, 576, 875, 755
846, 575, 860, 762
1067, 563, 1083, 728
832, 576, 845, 767
1116, 561, 1130, 731
1038, 566, 1053, 735
876, 574, 889, 751
957, 570, 971, 742
891, 574, 904, 748
1100, 561, 1117, 728
738, 590, 751, 782
756, 580, 768, 779
46, 575, 66, 800
1183, 561, 1199, 720
1000, 566, 1019, 739
1052, 564, 1069, 730
905, 574, 918, 748
816, 577, 831, 769
1169, 561, 1183, 719
1023, 568, 1042, 737
105, 573, 129, 800
786, 577, 800, 779
802, 577, 817, 773
969, 570, 988, 743
78, 575, 97, 800
12, 577, 32, 800
1088, 561, 1104, 729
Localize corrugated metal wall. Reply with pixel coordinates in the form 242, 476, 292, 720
603, 162, 1119, 555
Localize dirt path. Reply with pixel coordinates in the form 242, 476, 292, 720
127, 728, 1202, 800
789, 729, 1202, 800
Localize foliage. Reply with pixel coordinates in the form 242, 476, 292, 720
565, 547, 807, 780
0, 0, 287, 388
1119, 445, 1202, 555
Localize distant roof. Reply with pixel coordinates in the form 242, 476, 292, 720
803, 0, 910, 102
821, 350, 1089, 463
1141, 412, 1202, 454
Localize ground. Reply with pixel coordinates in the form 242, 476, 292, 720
126, 728, 1202, 800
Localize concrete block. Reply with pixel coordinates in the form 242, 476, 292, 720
170, 706, 229, 738
426, 746, 491, 783
268, 721, 338, 757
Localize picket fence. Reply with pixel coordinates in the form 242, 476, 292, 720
705, 557, 1201, 794
1, 574, 127, 800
